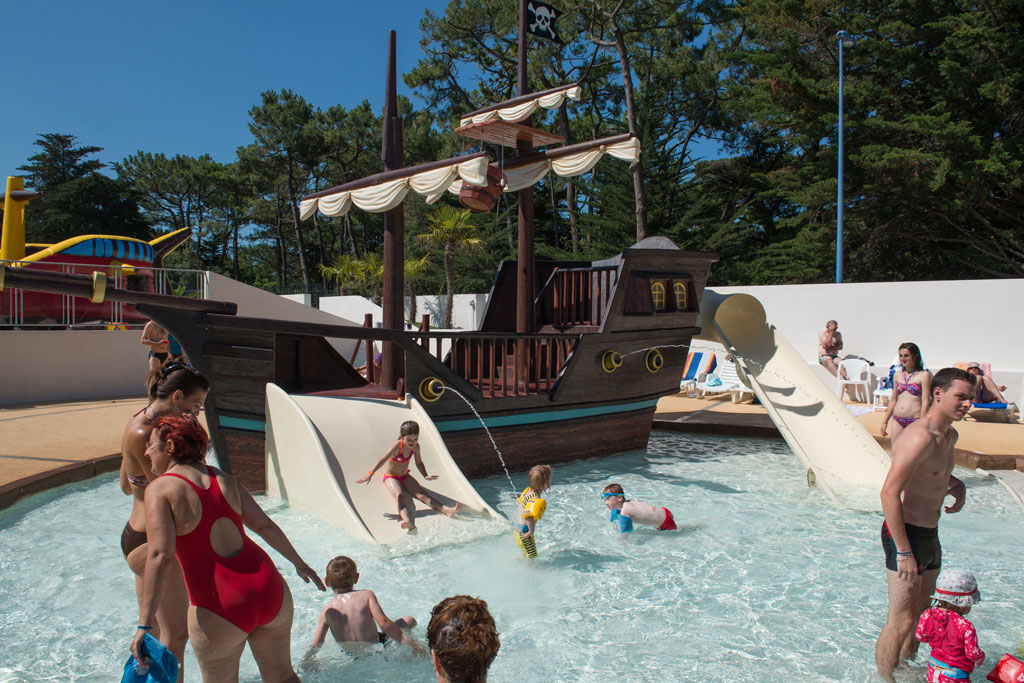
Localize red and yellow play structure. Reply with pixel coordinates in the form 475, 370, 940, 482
1, 176, 191, 326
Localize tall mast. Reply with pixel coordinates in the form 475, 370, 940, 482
516, 0, 535, 336
381, 30, 405, 388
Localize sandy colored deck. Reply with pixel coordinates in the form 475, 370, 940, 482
656, 393, 1024, 471
0, 396, 215, 509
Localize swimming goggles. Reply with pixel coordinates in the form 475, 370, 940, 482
601, 492, 625, 499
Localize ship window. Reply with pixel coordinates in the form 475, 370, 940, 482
673, 281, 689, 311
650, 282, 666, 311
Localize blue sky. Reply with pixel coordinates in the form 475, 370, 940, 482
3, 1, 721, 179
2, 1, 450, 175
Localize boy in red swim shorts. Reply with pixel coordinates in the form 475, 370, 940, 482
601, 483, 676, 532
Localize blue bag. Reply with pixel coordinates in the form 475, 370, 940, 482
122, 633, 178, 683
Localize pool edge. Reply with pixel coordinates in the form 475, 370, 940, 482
0, 453, 120, 511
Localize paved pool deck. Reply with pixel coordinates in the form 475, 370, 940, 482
1, 392, 1021, 509
654, 393, 1024, 471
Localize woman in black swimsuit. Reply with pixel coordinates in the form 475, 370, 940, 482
119, 364, 209, 679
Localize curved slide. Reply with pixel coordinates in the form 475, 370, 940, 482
264, 384, 502, 545
696, 291, 891, 510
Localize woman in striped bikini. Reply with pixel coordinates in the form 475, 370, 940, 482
881, 342, 932, 443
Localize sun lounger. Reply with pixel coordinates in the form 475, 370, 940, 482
696, 357, 754, 403
969, 401, 1018, 423
680, 351, 716, 397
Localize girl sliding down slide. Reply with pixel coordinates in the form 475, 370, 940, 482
356, 421, 461, 532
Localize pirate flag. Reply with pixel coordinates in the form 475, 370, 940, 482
527, 1, 563, 44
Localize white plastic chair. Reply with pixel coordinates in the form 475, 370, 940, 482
836, 358, 871, 403
872, 372, 891, 411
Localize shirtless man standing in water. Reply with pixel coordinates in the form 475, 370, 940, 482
875, 367, 975, 682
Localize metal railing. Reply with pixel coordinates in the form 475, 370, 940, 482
1, 260, 209, 329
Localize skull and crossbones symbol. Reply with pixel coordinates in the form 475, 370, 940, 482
529, 2, 556, 37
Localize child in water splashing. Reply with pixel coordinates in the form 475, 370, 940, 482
915, 568, 985, 682
356, 421, 460, 532
601, 483, 677, 532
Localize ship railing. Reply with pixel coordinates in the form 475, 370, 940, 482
536, 265, 618, 329
408, 330, 580, 398
0, 259, 209, 329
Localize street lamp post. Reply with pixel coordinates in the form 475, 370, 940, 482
836, 30, 856, 284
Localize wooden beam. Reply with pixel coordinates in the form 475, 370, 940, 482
0, 266, 237, 315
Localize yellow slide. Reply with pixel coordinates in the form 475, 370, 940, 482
697, 292, 891, 510
264, 384, 502, 545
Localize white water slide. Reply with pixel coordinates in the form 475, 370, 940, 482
264, 384, 502, 544
696, 291, 891, 510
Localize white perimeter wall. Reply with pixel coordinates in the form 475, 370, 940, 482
0, 275, 364, 406
0, 329, 146, 405
319, 294, 487, 331
702, 279, 1024, 405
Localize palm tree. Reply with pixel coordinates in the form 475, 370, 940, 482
318, 254, 364, 295
417, 206, 484, 328
358, 252, 385, 305
404, 253, 431, 325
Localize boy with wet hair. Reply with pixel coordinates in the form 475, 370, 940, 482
601, 483, 677, 532
875, 367, 975, 682
305, 555, 425, 659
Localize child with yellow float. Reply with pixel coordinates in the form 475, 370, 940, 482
514, 465, 552, 559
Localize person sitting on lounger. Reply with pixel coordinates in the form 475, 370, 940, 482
966, 362, 1007, 404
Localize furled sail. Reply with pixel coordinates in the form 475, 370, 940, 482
299, 155, 490, 219
459, 84, 581, 127
500, 137, 640, 192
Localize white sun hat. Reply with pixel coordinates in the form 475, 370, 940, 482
931, 568, 981, 608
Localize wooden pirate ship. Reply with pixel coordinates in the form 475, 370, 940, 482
0, 5, 718, 491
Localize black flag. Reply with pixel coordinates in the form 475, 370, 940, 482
526, 1, 563, 44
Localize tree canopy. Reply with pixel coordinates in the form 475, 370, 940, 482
9, 0, 1022, 290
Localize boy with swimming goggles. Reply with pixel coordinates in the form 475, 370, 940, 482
515, 465, 552, 559
601, 483, 677, 532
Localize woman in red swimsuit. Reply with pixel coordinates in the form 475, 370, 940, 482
880, 342, 932, 443
355, 421, 461, 532
131, 416, 324, 682
120, 363, 209, 681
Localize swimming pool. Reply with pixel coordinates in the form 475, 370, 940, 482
1, 432, 1020, 682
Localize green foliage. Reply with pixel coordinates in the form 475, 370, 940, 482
16, 134, 147, 245
17, 133, 104, 189
13, 0, 1023, 288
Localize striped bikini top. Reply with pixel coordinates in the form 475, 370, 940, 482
896, 371, 922, 397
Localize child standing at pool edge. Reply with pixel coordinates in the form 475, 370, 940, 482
515, 465, 552, 558
355, 421, 461, 532
915, 568, 985, 682
602, 483, 677, 532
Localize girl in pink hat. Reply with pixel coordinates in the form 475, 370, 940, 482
915, 568, 985, 682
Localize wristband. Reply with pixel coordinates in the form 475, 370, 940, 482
367, 470, 375, 476
137, 625, 153, 630
896, 549, 913, 556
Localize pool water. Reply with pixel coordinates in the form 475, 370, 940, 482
1, 432, 1021, 682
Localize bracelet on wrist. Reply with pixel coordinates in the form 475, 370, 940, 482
137, 625, 153, 630
367, 470, 375, 476
896, 549, 913, 556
